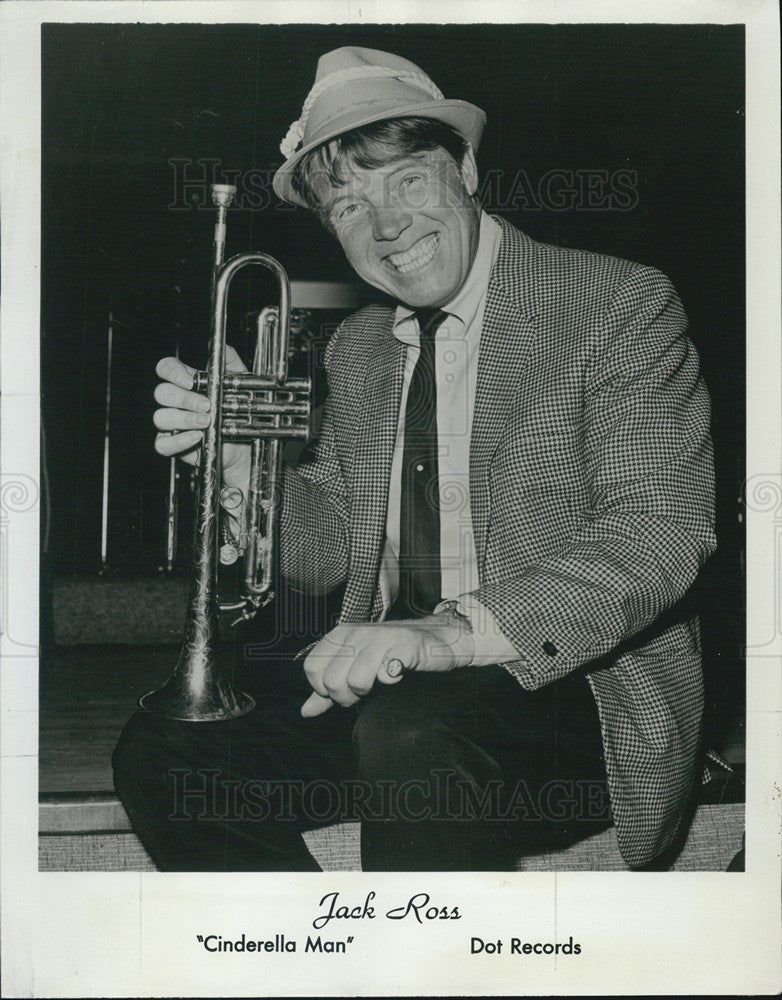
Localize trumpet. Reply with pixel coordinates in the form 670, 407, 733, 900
140, 184, 311, 721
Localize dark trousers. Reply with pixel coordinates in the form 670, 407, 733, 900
112, 659, 611, 872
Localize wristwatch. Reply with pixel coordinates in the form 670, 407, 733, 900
436, 599, 474, 635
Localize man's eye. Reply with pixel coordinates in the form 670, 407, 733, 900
337, 203, 361, 221
400, 174, 424, 188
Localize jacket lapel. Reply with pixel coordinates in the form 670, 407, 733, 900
470, 221, 540, 574
342, 320, 406, 620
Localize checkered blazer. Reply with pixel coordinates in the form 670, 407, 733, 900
281, 216, 716, 868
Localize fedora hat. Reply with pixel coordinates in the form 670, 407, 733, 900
272, 46, 486, 207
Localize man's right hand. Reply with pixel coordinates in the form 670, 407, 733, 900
152, 345, 251, 492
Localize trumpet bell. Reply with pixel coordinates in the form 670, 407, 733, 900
139, 645, 255, 721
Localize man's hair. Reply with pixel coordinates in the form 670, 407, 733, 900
291, 116, 469, 228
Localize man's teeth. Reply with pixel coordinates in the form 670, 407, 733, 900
388, 235, 439, 273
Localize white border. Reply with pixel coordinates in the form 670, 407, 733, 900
1, 1, 780, 996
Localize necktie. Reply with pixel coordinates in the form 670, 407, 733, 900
396, 308, 447, 618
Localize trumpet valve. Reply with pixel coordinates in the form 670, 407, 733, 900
219, 543, 240, 565
220, 485, 245, 514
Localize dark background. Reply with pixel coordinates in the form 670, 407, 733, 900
41, 23, 745, 748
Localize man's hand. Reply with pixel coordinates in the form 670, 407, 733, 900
301, 614, 475, 717
152, 345, 251, 491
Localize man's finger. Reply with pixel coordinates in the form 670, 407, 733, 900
376, 655, 411, 685
154, 381, 211, 413
303, 649, 334, 697
301, 691, 334, 717
156, 356, 198, 388
225, 344, 248, 373
153, 406, 211, 432
343, 649, 396, 696
154, 430, 202, 458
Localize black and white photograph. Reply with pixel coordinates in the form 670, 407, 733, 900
1, 2, 780, 997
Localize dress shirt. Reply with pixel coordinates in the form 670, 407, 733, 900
379, 211, 519, 665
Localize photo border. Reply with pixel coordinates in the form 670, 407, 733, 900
1, 1, 779, 996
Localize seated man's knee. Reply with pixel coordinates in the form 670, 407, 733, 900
112, 712, 205, 802
112, 711, 158, 780
352, 685, 458, 783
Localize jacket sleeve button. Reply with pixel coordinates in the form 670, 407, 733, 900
542, 641, 558, 656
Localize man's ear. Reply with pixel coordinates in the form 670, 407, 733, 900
460, 145, 479, 197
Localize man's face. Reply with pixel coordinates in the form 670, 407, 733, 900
323, 146, 481, 309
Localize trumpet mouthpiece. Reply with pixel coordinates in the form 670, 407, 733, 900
211, 184, 237, 208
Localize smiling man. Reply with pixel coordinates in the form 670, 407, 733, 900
306, 138, 481, 308
113, 47, 716, 872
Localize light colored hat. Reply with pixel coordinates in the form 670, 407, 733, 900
272, 46, 486, 207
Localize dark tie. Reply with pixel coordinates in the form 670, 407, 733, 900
396, 308, 447, 618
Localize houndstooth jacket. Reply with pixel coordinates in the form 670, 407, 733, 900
281, 215, 716, 868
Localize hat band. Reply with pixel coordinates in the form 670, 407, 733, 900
280, 64, 445, 159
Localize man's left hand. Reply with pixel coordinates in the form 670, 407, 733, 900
301, 614, 475, 717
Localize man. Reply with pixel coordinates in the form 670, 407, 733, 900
113, 46, 716, 871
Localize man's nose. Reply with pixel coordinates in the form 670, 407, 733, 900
371, 205, 412, 242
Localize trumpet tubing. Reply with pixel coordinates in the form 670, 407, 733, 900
139, 184, 312, 722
